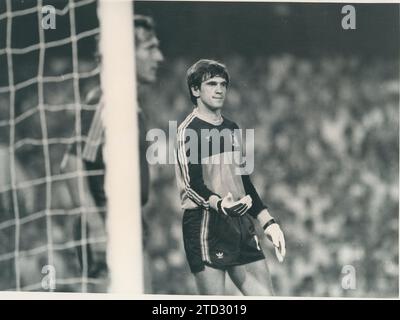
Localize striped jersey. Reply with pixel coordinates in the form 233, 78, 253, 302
64, 87, 150, 206
175, 108, 267, 218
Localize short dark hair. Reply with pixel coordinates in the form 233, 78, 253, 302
94, 15, 156, 62
134, 15, 156, 44
134, 15, 155, 30
186, 59, 230, 106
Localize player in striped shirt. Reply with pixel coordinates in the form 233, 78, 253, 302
175, 59, 286, 295
61, 15, 163, 281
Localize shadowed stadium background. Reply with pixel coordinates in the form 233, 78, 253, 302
0, 1, 398, 296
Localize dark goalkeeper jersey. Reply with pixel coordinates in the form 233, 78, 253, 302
175, 108, 267, 218
66, 87, 150, 207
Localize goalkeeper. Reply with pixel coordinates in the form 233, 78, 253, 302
175, 59, 285, 295
61, 15, 163, 282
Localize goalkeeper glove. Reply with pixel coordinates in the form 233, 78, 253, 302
257, 209, 286, 263
216, 192, 252, 217
263, 218, 286, 263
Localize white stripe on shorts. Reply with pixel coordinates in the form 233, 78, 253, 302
200, 209, 211, 263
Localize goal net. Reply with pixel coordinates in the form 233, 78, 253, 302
0, 0, 141, 294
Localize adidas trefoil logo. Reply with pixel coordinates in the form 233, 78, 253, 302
216, 252, 224, 259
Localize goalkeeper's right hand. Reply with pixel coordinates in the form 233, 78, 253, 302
215, 192, 252, 217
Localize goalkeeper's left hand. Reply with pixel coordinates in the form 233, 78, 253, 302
257, 209, 286, 263
264, 221, 286, 263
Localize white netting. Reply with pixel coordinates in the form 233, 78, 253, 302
0, 0, 109, 292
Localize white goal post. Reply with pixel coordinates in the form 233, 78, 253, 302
98, 0, 143, 294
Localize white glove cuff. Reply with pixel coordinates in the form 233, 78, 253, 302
257, 209, 274, 228
209, 195, 221, 211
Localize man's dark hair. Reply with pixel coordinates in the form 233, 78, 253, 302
94, 15, 155, 62
186, 59, 230, 106
134, 15, 156, 44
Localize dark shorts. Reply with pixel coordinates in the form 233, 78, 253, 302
182, 208, 265, 274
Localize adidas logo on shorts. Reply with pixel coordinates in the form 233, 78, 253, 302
216, 252, 224, 259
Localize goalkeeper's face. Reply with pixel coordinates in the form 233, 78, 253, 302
135, 27, 164, 84
192, 76, 227, 110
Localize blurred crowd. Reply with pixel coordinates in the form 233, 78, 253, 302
0, 54, 398, 296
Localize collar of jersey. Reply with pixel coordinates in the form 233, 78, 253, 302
193, 107, 224, 126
